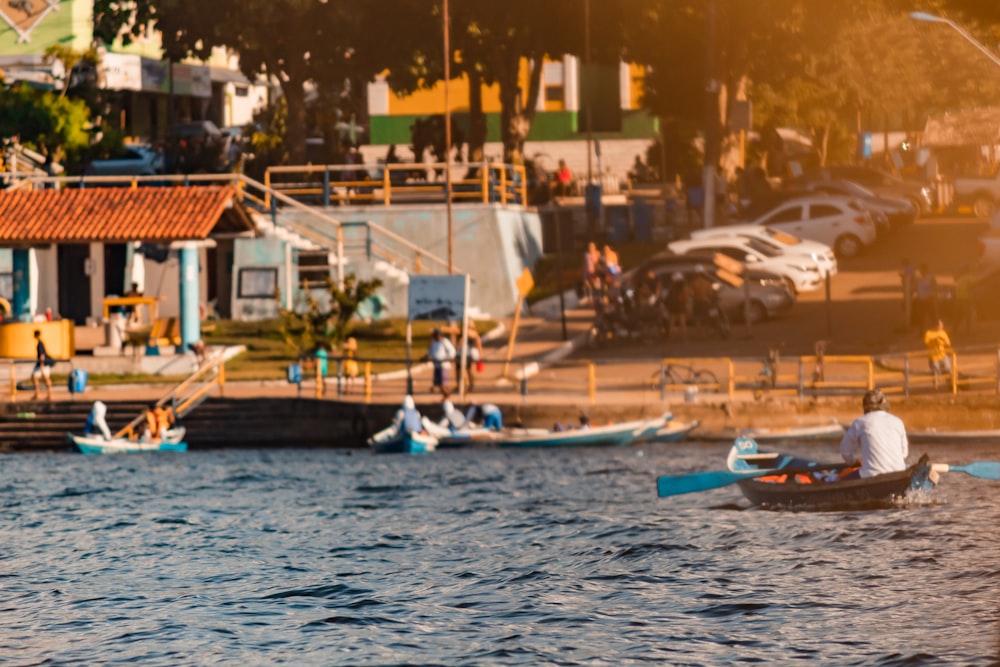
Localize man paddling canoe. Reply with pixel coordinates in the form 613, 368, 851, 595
839, 389, 909, 479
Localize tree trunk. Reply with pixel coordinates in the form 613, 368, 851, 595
282, 75, 308, 165
498, 56, 543, 162
466, 68, 487, 163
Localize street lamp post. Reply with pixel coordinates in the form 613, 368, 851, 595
909, 11, 1000, 69
444, 0, 454, 274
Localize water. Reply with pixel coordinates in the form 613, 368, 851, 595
2, 442, 998, 666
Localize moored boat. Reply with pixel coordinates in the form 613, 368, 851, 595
637, 417, 701, 444
68, 427, 188, 455
367, 425, 438, 454
489, 414, 668, 448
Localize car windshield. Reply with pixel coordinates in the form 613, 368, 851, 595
762, 227, 803, 246
745, 238, 779, 257
839, 180, 876, 198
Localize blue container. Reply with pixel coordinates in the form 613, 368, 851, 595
315, 348, 328, 377
286, 363, 302, 384
585, 184, 603, 221
605, 205, 630, 243
632, 198, 653, 241
68, 369, 88, 394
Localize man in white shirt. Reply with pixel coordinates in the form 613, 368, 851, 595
427, 328, 456, 395
839, 389, 908, 478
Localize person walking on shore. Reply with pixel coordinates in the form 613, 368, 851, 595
427, 328, 456, 395
923, 319, 952, 391
31, 329, 54, 401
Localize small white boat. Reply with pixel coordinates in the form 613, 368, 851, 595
435, 414, 669, 449
367, 424, 438, 454
68, 427, 188, 455
638, 417, 701, 444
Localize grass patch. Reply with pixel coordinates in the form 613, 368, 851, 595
202, 317, 498, 381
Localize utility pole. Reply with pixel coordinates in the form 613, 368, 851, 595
444, 0, 454, 273
702, 0, 718, 229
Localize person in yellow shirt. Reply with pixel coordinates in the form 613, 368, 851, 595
923, 320, 952, 391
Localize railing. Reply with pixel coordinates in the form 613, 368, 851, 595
4, 358, 77, 402
272, 346, 1000, 405
263, 161, 528, 209
114, 356, 226, 438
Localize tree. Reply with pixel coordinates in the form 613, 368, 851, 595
278, 273, 384, 358
0, 84, 93, 164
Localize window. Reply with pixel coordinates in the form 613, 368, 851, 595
296, 250, 330, 287
0, 272, 11, 300
237, 267, 278, 298
763, 205, 803, 224
234, 84, 249, 98
809, 204, 841, 219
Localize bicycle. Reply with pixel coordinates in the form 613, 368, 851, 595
651, 363, 719, 389
752, 343, 784, 400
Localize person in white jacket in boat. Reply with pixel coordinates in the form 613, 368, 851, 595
839, 389, 908, 478
439, 391, 467, 432
466, 402, 503, 431
84, 400, 112, 440
392, 395, 425, 435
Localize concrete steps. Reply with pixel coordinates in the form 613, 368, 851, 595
0, 398, 396, 452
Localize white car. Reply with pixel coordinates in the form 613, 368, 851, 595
668, 236, 823, 293
689, 225, 838, 277
744, 195, 878, 258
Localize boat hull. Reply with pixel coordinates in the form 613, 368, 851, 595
368, 429, 438, 454
737, 465, 929, 509
639, 419, 701, 444
727, 436, 933, 509
69, 433, 188, 455
496, 416, 667, 448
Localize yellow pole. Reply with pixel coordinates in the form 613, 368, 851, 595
315, 360, 323, 399
501, 294, 525, 379
588, 362, 596, 404
383, 166, 391, 206
481, 165, 489, 204
867, 357, 874, 390
218, 360, 226, 397
364, 361, 372, 403
500, 166, 508, 205
950, 352, 958, 394
728, 358, 735, 400
264, 170, 271, 209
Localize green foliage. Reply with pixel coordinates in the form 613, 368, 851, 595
277, 273, 384, 358
0, 84, 92, 161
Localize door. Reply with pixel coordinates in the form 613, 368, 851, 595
104, 244, 127, 297
57, 245, 92, 325
760, 203, 806, 238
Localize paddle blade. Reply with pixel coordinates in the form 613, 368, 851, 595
933, 461, 1000, 480
657, 469, 773, 497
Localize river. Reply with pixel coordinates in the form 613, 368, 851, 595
1, 442, 998, 665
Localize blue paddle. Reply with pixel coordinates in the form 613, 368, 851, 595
656, 467, 783, 497
930, 462, 1000, 480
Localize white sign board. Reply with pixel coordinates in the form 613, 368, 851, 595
407, 275, 468, 321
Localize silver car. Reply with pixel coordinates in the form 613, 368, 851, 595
636, 253, 796, 324
85, 146, 164, 176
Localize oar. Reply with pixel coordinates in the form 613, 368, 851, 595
930, 462, 1000, 480
657, 468, 783, 497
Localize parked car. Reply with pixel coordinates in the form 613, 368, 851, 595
744, 195, 878, 258
790, 177, 916, 231
803, 165, 934, 216
164, 120, 228, 174
952, 170, 1000, 218
635, 253, 796, 324
689, 224, 838, 276
668, 236, 823, 294
85, 145, 164, 176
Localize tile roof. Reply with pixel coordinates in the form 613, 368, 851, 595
0, 186, 239, 244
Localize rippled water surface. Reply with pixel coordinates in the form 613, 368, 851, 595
2, 442, 998, 666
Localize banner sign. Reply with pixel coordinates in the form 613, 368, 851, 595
407, 275, 468, 321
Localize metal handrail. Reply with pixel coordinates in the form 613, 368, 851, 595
113, 356, 226, 439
